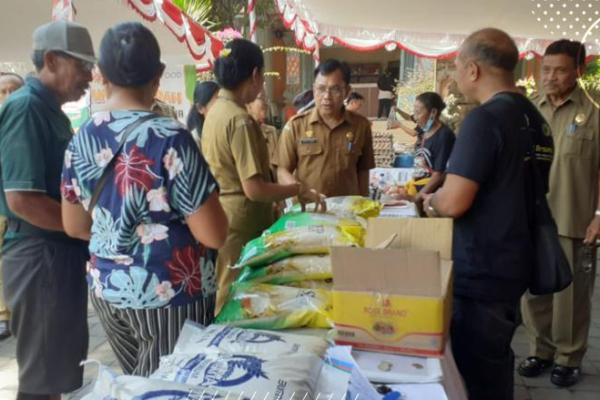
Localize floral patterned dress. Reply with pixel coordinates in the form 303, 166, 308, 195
61, 111, 219, 309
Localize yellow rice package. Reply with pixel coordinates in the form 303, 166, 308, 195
234, 213, 364, 269
236, 255, 332, 285
288, 196, 382, 219
215, 283, 333, 330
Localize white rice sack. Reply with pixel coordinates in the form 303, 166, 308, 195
151, 351, 322, 400
174, 321, 329, 358
82, 363, 244, 400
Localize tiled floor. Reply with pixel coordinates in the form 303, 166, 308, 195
512, 271, 600, 400
0, 273, 599, 399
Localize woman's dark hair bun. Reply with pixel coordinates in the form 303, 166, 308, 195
213, 39, 264, 90
416, 91, 446, 113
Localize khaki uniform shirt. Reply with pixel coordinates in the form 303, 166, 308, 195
201, 89, 274, 234
261, 123, 279, 180
276, 108, 375, 197
535, 86, 600, 238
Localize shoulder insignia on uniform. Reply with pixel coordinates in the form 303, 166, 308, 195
289, 110, 310, 122
574, 113, 586, 126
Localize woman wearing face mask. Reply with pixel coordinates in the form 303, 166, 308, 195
388, 92, 455, 203
187, 80, 220, 144
201, 39, 323, 313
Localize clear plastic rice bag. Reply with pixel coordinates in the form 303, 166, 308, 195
234, 213, 364, 269
216, 283, 333, 330
287, 196, 382, 219
236, 255, 331, 285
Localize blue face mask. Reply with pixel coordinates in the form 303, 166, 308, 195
423, 109, 437, 132
422, 115, 435, 132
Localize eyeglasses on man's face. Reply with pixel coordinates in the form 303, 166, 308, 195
313, 85, 346, 97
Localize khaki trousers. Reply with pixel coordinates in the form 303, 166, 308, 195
214, 228, 257, 315
521, 236, 597, 367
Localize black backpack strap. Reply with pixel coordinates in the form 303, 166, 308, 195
87, 113, 158, 213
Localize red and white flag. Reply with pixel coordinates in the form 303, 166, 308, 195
52, 0, 75, 21
248, 0, 257, 43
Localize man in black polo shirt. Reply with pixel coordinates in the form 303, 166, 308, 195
424, 28, 552, 400
0, 21, 94, 400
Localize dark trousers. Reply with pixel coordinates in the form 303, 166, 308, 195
2, 237, 89, 395
378, 98, 393, 118
451, 296, 519, 400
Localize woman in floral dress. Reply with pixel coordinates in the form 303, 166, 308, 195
60, 22, 228, 376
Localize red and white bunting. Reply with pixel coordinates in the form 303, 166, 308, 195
248, 0, 257, 43
124, 0, 224, 71
52, 0, 74, 21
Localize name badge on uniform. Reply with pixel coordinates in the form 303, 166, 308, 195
300, 137, 318, 144
566, 123, 577, 136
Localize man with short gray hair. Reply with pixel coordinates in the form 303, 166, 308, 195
423, 28, 553, 399
519, 39, 600, 388
0, 21, 95, 400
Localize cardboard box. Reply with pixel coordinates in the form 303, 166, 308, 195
331, 218, 453, 357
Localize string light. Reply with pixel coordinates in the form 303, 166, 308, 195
262, 46, 312, 55
264, 71, 281, 79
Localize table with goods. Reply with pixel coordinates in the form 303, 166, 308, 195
81, 196, 467, 400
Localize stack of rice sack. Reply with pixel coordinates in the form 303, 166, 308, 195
83, 322, 329, 400
215, 196, 381, 330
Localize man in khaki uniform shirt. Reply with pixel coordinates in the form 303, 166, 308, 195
277, 59, 375, 198
520, 40, 600, 387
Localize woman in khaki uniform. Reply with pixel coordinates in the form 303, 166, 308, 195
202, 39, 322, 312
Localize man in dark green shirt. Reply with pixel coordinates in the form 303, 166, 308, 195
0, 72, 24, 342
0, 21, 95, 400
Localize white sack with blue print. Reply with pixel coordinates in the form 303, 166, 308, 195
150, 350, 322, 400
174, 321, 328, 358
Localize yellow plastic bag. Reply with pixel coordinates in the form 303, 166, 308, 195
404, 177, 431, 197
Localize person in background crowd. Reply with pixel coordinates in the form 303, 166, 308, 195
0, 21, 95, 400
387, 105, 425, 147
0, 72, 23, 342
276, 59, 375, 198
202, 39, 323, 313
151, 97, 178, 119
187, 80, 220, 143
61, 22, 228, 377
519, 39, 600, 388
345, 91, 365, 114
247, 92, 279, 180
423, 28, 553, 400
292, 88, 315, 115
377, 68, 395, 118
0, 73, 24, 104
387, 92, 455, 203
